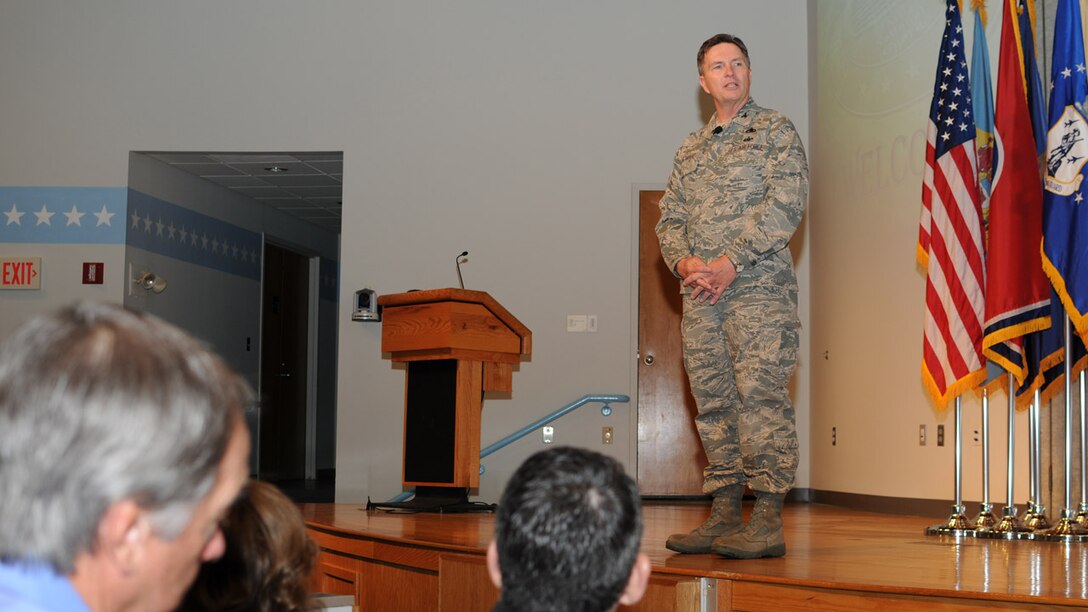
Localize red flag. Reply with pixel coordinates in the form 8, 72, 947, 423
982, 0, 1051, 385
919, 0, 987, 409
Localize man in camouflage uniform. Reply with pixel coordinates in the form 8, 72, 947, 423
656, 33, 807, 559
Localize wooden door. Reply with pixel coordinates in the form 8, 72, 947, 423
637, 190, 707, 496
259, 243, 309, 481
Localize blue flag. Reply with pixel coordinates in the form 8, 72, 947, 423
1042, 0, 1088, 348
972, 5, 995, 203
1019, 1, 1047, 156
1020, 288, 1088, 404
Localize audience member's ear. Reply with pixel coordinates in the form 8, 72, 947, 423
617, 553, 651, 606
486, 540, 503, 589
97, 499, 148, 574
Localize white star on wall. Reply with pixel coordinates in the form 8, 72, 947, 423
64, 206, 86, 227
95, 205, 115, 227
101, 199, 260, 273
34, 205, 54, 226
5, 204, 24, 225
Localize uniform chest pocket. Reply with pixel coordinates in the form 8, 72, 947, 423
717, 144, 767, 186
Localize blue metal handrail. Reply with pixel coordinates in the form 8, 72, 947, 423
480, 394, 629, 459
387, 393, 630, 503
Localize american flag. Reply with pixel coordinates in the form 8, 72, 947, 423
918, 0, 987, 409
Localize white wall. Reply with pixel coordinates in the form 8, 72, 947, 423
0, 243, 124, 337
0, 1, 814, 504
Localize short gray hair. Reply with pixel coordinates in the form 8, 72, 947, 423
0, 302, 251, 573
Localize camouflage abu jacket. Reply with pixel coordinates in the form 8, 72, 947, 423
656, 98, 808, 291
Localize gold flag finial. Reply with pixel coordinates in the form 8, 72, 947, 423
971, 0, 988, 26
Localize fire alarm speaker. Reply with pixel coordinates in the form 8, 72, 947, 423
352, 288, 381, 322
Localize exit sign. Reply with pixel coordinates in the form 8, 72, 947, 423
1, 257, 41, 290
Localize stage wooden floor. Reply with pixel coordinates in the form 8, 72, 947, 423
301, 500, 1088, 610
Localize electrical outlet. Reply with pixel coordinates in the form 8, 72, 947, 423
919, 424, 927, 446
937, 424, 945, 447
602, 426, 613, 444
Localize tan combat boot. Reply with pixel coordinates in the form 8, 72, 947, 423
712, 492, 786, 559
665, 484, 744, 554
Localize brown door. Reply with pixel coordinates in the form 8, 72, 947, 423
637, 190, 707, 496
259, 242, 310, 481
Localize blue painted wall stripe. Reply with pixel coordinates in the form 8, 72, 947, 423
126, 190, 262, 281
0, 187, 126, 244
0, 186, 338, 292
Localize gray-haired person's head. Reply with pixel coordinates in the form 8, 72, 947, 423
0, 302, 252, 573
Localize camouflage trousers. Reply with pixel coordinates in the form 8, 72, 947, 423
681, 285, 800, 495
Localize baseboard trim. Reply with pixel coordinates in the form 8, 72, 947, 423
809, 489, 962, 517
643, 488, 956, 518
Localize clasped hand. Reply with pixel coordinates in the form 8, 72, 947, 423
677, 256, 738, 305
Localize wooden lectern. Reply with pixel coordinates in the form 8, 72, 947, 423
371, 288, 531, 512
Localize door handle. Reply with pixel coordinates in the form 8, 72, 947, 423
643, 354, 655, 366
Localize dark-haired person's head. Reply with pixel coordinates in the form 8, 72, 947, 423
696, 32, 753, 119
177, 480, 318, 612
697, 32, 750, 73
0, 301, 251, 612
487, 446, 650, 612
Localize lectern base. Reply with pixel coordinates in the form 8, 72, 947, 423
366, 486, 496, 514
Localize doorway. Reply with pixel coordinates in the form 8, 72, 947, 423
259, 242, 312, 481
637, 189, 708, 496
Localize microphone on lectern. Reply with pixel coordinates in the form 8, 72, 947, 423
456, 251, 469, 289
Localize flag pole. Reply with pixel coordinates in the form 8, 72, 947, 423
1022, 391, 1038, 527
975, 387, 997, 529
928, 397, 972, 535
1043, 318, 1088, 540
1025, 390, 1050, 532
994, 374, 1027, 536
1078, 370, 1088, 526
1033, 389, 1050, 529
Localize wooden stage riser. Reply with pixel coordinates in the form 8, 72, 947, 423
301, 502, 1088, 611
